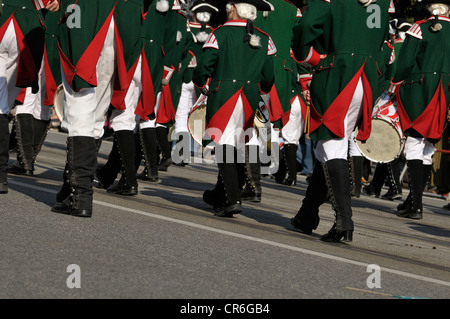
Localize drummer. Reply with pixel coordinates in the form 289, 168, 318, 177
290, 0, 394, 242
389, 0, 450, 220
193, 0, 276, 217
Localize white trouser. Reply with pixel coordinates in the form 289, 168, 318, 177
62, 18, 116, 138
403, 137, 435, 165
281, 95, 304, 145
174, 81, 196, 135
110, 56, 142, 132
0, 20, 22, 114
348, 130, 363, 157
139, 90, 161, 129
315, 78, 364, 163
217, 94, 254, 147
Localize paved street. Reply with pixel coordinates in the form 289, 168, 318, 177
1, 129, 449, 304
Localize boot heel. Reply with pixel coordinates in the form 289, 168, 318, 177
342, 230, 353, 242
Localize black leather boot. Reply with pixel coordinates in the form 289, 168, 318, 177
0, 114, 9, 194
291, 162, 328, 234
95, 137, 121, 189
64, 136, 97, 217
362, 163, 387, 197
320, 159, 354, 242
8, 114, 34, 176
282, 144, 298, 186
32, 117, 50, 163
397, 160, 426, 219
215, 144, 243, 217
156, 126, 173, 171
139, 127, 159, 182
349, 156, 364, 198
381, 158, 402, 200
52, 138, 101, 215
106, 130, 138, 196
241, 145, 262, 202
203, 171, 227, 209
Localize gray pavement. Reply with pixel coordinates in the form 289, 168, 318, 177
1, 129, 450, 304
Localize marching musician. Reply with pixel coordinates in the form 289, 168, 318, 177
137, 0, 179, 183
7, 10, 60, 178
172, 0, 218, 167
193, 0, 276, 217
290, 0, 394, 242
389, 0, 450, 220
254, 0, 303, 187
51, 0, 146, 217
363, 18, 411, 201
0, 0, 59, 194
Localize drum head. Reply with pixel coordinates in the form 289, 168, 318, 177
53, 84, 64, 122
188, 97, 207, 147
356, 118, 402, 163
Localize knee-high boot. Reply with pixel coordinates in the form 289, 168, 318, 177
64, 136, 97, 217
107, 130, 138, 195
349, 156, 364, 198
139, 127, 159, 182
52, 137, 100, 216
381, 158, 402, 200
397, 163, 431, 213
291, 162, 328, 234
241, 145, 262, 202
282, 144, 298, 186
397, 160, 426, 219
32, 117, 50, 165
96, 137, 121, 189
320, 159, 354, 242
215, 144, 242, 217
8, 114, 35, 175
363, 163, 387, 197
156, 126, 173, 171
0, 114, 9, 193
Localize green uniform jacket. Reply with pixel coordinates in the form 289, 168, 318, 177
58, 0, 116, 91
135, 0, 171, 120
390, 16, 450, 143
184, 21, 214, 98
376, 40, 395, 95
0, 0, 45, 89
157, 10, 193, 126
255, 0, 302, 128
292, 0, 392, 141
43, 11, 60, 106
111, 0, 146, 111
192, 19, 276, 144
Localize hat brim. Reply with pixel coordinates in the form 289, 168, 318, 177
233, 0, 274, 11
191, 3, 220, 12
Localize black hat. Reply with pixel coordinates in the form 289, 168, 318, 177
191, 0, 220, 13
232, 0, 274, 12
392, 18, 412, 32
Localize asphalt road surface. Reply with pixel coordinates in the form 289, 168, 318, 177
1, 129, 449, 306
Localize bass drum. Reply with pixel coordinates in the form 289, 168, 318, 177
356, 93, 405, 163
188, 94, 214, 149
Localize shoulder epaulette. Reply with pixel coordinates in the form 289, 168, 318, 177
406, 20, 427, 40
